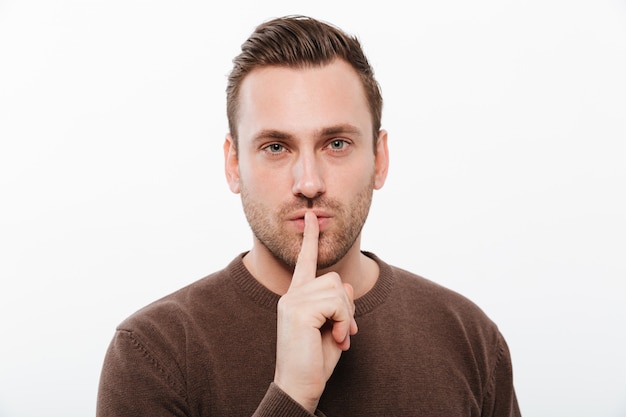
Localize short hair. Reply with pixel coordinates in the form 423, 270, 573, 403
226, 15, 383, 149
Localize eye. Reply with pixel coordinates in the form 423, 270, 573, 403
327, 139, 348, 150
263, 143, 285, 154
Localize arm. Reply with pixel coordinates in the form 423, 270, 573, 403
96, 329, 187, 417
481, 333, 522, 417
97, 330, 326, 417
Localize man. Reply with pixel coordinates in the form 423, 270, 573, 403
97, 15, 521, 416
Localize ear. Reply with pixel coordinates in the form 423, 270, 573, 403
224, 133, 241, 194
373, 129, 389, 190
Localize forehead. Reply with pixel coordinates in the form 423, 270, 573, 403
236, 60, 372, 140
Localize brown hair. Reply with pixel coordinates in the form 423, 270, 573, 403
226, 15, 383, 148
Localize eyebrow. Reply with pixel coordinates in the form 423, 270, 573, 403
319, 124, 362, 137
252, 129, 292, 142
252, 124, 363, 143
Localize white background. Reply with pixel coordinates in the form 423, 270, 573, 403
1, 1, 625, 416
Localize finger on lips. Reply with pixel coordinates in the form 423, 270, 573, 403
289, 210, 358, 348
291, 211, 319, 288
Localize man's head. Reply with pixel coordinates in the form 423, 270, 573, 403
224, 16, 389, 270
226, 15, 383, 149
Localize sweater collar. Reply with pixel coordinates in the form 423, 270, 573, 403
227, 251, 394, 317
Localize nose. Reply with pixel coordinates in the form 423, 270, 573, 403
291, 150, 325, 199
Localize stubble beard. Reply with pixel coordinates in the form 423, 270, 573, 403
240, 178, 375, 270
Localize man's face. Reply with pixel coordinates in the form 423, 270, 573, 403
225, 59, 388, 269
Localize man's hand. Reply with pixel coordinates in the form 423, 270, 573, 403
274, 211, 358, 413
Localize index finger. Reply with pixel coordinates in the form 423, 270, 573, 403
291, 211, 319, 288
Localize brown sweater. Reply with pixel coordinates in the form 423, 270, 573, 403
97, 253, 521, 416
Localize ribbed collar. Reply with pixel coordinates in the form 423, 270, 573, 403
227, 251, 395, 317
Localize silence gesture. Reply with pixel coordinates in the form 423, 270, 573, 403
274, 211, 358, 413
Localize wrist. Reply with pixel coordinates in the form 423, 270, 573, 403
273, 378, 320, 414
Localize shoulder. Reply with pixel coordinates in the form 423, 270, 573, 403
394, 264, 498, 331
391, 264, 486, 315
117, 257, 241, 339
370, 254, 502, 344
368, 252, 489, 317
381, 259, 512, 380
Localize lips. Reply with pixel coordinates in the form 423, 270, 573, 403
287, 209, 332, 232
288, 209, 331, 221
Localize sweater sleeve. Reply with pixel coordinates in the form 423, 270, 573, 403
96, 329, 188, 417
253, 383, 326, 417
481, 332, 522, 417
97, 330, 326, 417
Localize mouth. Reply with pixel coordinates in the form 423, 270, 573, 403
288, 210, 332, 232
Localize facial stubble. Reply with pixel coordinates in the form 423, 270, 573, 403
240, 175, 375, 270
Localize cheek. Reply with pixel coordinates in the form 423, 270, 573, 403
338, 159, 377, 189
240, 167, 288, 198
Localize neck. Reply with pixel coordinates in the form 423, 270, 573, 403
242, 236, 379, 298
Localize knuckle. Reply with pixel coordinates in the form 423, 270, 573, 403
277, 294, 295, 312
322, 272, 342, 287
